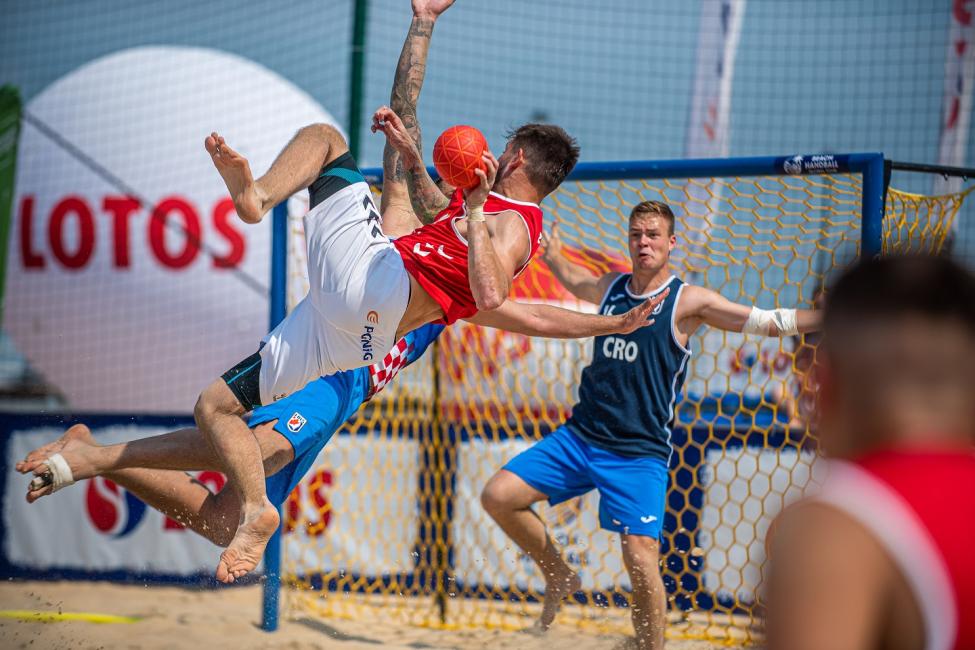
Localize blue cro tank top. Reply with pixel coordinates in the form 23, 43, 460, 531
565, 274, 691, 461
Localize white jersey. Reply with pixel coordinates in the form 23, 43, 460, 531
257, 160, 409, 404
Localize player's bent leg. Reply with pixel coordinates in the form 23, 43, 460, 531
205, 123, 348, 224
257, 123, 349, 211
106, 419, 294, 547
481, 469, 582, 632
619, 535, 666, 650
110, 467, 242, 547
18, 419, 295, 493
194, 377, 279, 584
107, 420, 294, 546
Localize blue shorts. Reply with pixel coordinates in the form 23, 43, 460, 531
249, 368, 368, 505
503, 425, 669, 539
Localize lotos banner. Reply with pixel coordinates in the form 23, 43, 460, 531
4, 46, 341, 413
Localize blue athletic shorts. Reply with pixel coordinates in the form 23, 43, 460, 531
249, 368, 369, 506
503, 425, 669, 539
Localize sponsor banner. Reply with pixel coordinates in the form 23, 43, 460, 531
281, 435, 420, 577
453, 438, 627, 592
439, 314, 594, 419
4, 46, 341, 412
699, 446, 821, 602
685, 328, 795, 401
2, 420, 419, 580
3, 423, 224, 575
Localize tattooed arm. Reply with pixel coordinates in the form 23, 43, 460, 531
379, 1, 453, 224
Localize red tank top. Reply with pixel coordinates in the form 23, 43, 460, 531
393, 189, 544, 324
811, 448, 975, 650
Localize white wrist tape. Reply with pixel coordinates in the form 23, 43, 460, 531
743, 306, 798, 336
467, 206, 485, 223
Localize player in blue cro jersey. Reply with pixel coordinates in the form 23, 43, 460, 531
481, 200, 822, 649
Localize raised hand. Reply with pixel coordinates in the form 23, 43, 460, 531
464, 151, 498, 210
372, 106, 421, 167
615, 288, 670, 335
412, 0, 456, 20
541, 223, 564, 264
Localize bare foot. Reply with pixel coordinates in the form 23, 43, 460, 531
15, 424, 93, 475
534, 570, 582, 632
204, 132, 267, 224
17, 425, 99, 503
215, 497, 280, 584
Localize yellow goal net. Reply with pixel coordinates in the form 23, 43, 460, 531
274, 156, 967, 646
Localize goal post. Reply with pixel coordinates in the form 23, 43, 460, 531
260, 151, 961, 643
261, 200, 290, 632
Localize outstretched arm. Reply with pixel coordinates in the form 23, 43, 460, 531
678, 285, 821, 336
384, 0, 454, 225
376, 1, 452, 224
464, 153, 523, 310
374, 107, 448, 226
466, 289, 669, 339
541, 224, 619, 304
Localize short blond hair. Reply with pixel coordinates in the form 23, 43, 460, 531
629, 200, 675, 235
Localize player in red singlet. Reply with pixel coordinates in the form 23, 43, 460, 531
766, 255, 975, 650
391, 185, 544, 325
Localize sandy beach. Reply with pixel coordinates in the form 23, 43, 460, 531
0, 580, 751, 649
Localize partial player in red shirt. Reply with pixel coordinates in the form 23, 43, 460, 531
766, 255, 975, 650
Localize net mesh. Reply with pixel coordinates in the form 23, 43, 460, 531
884, 186, 973, 255
279, 171, 965, 644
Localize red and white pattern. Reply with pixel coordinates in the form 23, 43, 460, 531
810, 449, 975, 650
366, 337, 414, 400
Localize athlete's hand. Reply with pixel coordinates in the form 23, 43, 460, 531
372, 106, 421, 167
540, 223, 564, 264
413, 0, 455, 20
614, 288, 670, 335
464, 151, 498, 210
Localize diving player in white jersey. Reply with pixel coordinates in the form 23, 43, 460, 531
481, 200, 821, 649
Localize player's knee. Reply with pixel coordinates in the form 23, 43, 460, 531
300, 123, 346, 150
194, 382, 235, 428
480, 474, 514, 518
480, 479, 504, 518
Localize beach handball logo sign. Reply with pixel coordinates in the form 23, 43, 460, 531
783, 155, 804, 175
85, 477, 147, 538
5, 46, 341, 412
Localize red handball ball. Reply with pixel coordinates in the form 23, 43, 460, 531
433, 125, 488, 190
